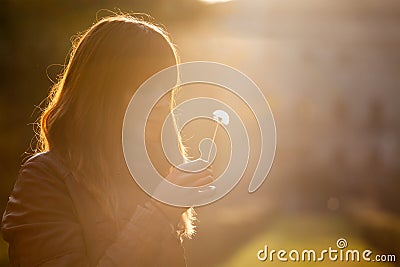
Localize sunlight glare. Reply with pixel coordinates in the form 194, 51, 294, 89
198, 0, 233, 4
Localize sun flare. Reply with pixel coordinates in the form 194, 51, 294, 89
198, 0, 233, 4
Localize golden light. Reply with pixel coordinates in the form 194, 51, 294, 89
198, 0, 233, 4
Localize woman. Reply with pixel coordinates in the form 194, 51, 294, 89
2, 15, 213, 266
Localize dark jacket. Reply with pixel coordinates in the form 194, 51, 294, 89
2, 151, 186, 266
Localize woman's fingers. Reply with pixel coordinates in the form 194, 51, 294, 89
166, 167, 214, 187
175, 170, 213, 185
190, 175, 214, 187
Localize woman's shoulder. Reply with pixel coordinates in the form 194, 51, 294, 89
20, 151, 71, 183
3, 151, 76, 230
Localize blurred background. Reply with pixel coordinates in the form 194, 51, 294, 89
1, 0, 400, 266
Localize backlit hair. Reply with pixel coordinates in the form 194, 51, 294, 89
37, 14, 184, 222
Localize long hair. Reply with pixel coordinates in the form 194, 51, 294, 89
37, 15, 182, 221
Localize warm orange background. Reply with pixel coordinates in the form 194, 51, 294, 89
1, 1, 399, 266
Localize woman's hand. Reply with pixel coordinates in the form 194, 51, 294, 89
151, 162, 214, 223
165, 164, 214, 187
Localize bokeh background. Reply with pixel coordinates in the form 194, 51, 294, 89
1, 0, 400, 266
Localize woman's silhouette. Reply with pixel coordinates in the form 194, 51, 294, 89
2, 15, 213, 266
